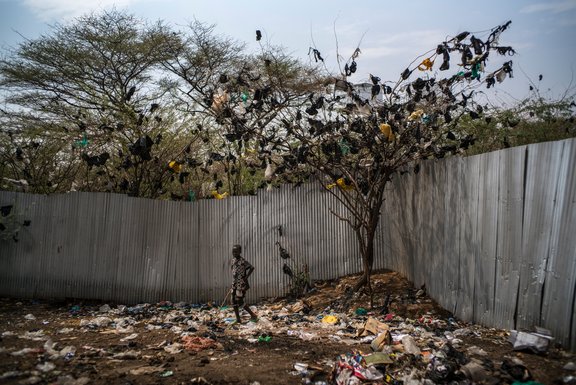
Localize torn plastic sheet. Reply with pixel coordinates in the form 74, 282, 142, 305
509, 327, 554, 353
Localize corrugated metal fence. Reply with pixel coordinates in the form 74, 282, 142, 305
0, 183, 361, 305
379, 138, 576, 350
1, 138, 575, 349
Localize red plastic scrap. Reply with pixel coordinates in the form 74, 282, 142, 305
181, 336, 216, 351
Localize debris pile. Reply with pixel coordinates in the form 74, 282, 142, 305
0, 271, 573, 384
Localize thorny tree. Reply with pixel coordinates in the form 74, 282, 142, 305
232, 22, 517, 294
162, 22, 325, 197
0, 11, 196, 198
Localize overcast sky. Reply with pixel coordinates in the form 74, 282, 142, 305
1, 0, 575, 106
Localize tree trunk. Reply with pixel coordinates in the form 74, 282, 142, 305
353, 254, 372, 292
352, 201, 381, 294
353, 226, 375, 292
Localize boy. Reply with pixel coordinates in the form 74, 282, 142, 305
231, 244, 258, 323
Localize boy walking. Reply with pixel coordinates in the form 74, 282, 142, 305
231, 244, 258, 323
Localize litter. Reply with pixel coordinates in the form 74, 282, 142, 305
332, 351, 385, 384
287, 329, 319, 341
111, 350, 140, 359
370, 330, 391, 351
190, 377, 212, 384
321, 315, 338, 325
69, 305, 81, 314
36, 361, 56, 372
290, 301, 307, 313
44, 338, 76, 358
0, 269, 569, 383
460, 360, 490, 382
119, 333, 138, 341
291, 361, 329, 384
258, 335, 272, 342
401, 335, 421, 355
466, 345, 488, 356
11, 347, 42, 356
357, 317, 389, 337
182, 335, 217, 351
363, 352, 393, 366
163, 342, 183, 354
509, 328, 554, 353
129, 365, 164, 375
53, 375, 90, 385
79, 316, 113, 328
355, 308, 368, 316
294, 362, 308, 371
21, 330, 46, 340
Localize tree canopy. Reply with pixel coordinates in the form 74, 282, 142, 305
0, 10, 186, 197
0, 12, 324, 199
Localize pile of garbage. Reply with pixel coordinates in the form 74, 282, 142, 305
1, 273, 575, 384
284, 310, 563, 384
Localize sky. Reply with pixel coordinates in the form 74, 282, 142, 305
0, 0, 575, 106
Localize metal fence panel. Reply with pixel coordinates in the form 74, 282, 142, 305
474, 152, 499, 325
442, 157, 463, 315
381, 164, 418, 279
493, 146, 525, 330
539, 140, 576, 347
455, 153, 480, 322
517, 141, 564, 330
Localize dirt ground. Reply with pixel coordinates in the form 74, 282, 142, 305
0, 270, 574, 385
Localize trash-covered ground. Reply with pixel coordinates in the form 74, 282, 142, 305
1, 270, 574, 385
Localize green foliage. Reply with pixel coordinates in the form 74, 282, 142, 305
288, 263, 312, 298
458, 93, 576, 156
277, 242, 312, 298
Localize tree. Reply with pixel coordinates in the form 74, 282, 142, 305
225, 21, 517, 295
0, 10, 200, 198
161, 21, 325, 197
457, 77, 576, 155
0, 110, 78, 194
